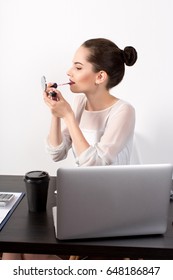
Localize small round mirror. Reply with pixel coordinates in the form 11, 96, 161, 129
41, 76, 47, 91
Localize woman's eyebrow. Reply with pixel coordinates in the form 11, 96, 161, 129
74, 62, 84, 66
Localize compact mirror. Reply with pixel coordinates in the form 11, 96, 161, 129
41, 76, 57, 92
41, 76, 47, 91
41, 75, 57, 99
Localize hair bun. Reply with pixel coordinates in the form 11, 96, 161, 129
122, 46, 137, 66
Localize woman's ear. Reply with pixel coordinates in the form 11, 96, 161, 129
95, 70, 108, 85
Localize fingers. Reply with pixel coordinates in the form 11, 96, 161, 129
43, 91, 55, 105
44, 88, 59, 101
47, 82, 57, 88
43, 90, 62, 107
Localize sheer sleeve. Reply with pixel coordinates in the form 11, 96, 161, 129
45, 128, 72, 161
45, 94, 85, 162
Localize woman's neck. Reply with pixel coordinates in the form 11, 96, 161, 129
85, 90, 118, 111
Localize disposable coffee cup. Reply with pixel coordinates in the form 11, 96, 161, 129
24, 171, 50, 212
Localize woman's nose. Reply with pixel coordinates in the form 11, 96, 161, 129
66, 67, 72, 77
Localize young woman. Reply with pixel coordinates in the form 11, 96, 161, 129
45, 38, 137, 167
2, 38, 137, 260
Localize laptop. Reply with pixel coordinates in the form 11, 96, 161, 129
52, 164, 173, 240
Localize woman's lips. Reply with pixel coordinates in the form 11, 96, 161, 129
69, 80, 75, 85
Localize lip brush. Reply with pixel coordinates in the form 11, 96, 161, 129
51, 82, 72, 88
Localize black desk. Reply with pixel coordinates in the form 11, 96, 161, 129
0, 175, 173, 259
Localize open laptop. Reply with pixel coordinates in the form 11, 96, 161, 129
52, 164, 173, 240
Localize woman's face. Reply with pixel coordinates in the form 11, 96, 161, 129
67, 46, 98, 93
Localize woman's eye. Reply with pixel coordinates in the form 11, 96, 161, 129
76, 67, 82, 70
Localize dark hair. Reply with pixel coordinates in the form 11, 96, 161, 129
82, 38, 137, 89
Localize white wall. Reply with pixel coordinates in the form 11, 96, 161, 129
0, 0, 173, 175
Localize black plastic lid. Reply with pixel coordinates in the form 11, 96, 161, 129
24, 171, 49, 181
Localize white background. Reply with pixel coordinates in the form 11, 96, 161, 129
0, 0, 173, 175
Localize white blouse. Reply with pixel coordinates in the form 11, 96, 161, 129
46, 94, 135, 166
